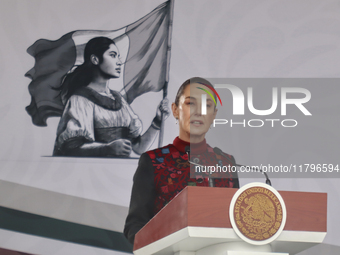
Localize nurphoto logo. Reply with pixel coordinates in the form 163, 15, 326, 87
201, 83, 312, 128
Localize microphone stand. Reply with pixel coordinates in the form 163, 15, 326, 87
213, 147, 272, 186
185, 146, 214, 187
235, 164, 272, 186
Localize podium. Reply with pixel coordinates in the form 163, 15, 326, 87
133, 186, 327, 255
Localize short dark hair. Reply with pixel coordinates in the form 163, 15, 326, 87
174, 77, 216, 106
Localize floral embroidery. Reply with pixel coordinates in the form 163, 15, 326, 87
148, 152, 156, 159
156, 157, 164, 163
161, 186, 169, 193
172, 151, 180, 158
170, 173, 177, 178
181, 154, 188, 160
147, 144, 237, 214
162, 148, 170, 154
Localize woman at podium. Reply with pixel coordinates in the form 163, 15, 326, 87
124, 77, 239, 244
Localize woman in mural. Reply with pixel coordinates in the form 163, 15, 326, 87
124, 77, 239, 244
53, 37, 169, 157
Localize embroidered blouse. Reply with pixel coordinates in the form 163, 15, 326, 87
124, 137, 239, 244
53, 87, 142, 156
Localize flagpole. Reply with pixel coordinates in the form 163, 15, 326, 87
158, 0, 175, 148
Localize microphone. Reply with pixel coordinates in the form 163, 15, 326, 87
213, 147, 272, 186
184, 146, 203, 167
184, 146, 211, 186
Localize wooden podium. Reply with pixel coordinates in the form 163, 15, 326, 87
133, 186, 327, 255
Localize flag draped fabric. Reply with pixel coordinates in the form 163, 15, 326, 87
25, 1, 173, 126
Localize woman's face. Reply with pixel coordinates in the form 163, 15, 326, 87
172, 83, 217, 143
98, 44, 122, 78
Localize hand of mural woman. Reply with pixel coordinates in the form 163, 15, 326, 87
155, 98, 170, 122
107, 139, 132, 157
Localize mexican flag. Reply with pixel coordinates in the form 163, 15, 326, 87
25, 0, 174, 127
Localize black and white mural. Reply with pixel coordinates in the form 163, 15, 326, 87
0, 0, 340, 254
25, 1, 173, 158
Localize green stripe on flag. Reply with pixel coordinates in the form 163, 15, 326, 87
0, 206, 132, 253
